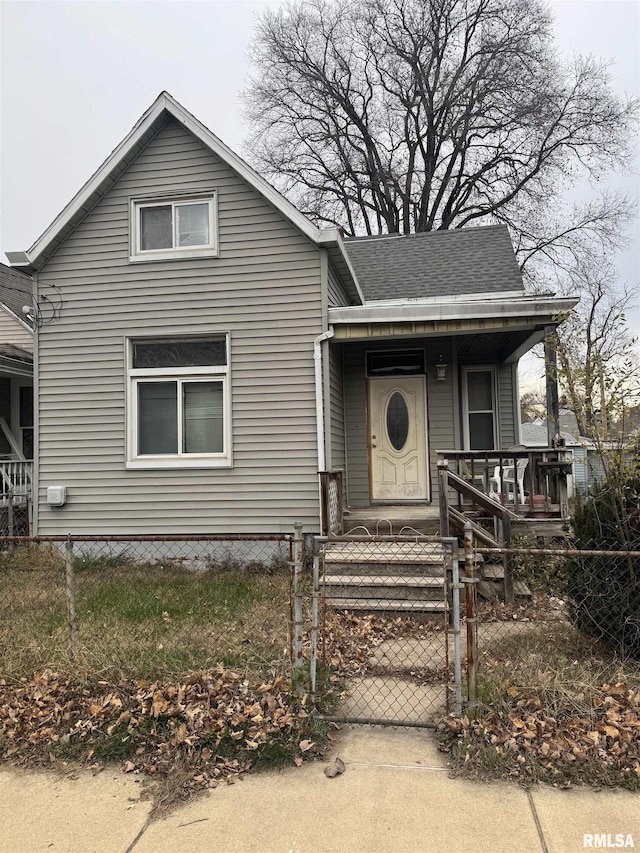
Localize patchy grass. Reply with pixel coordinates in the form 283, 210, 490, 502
440, 622, 640, 790
0, 544, 291, 683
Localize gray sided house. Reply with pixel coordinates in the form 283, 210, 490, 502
7, 92, 576, 536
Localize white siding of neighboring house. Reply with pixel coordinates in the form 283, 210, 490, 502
0, 306, 33, 352
35, 117, 324, 535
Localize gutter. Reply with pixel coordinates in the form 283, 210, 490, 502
313, 326, 335, 473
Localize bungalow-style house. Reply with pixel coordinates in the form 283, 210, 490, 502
0, 264, 34, 518
6, 92, 577, 537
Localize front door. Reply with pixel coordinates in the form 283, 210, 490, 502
368, 376, 428, 501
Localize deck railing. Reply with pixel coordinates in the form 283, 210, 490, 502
435, 448, 572, 519
319, 470, 344, 536
0, 460, 33, 505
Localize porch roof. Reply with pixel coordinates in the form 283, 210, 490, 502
328, 293, 578, 354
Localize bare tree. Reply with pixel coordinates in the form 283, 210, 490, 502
555, 260, 639, 441
243, 0, 637, 279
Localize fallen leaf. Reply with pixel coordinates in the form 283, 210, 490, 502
324, 757, 345, 778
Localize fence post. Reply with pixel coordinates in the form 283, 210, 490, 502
438, 459, 450, 536
65, 535, 77, 661
502, 512, 515, 604
310, 553, 319, 707
7, 490, 14, 541
292, 522, 304, 685
464, 522, 478, 707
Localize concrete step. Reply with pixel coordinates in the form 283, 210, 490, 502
327, 598, 447, 612
324, 574, 446, 587
323, 541, 446, 564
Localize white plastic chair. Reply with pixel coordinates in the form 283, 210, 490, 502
489, 458, 528, 505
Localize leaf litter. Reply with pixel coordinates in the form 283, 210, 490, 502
0, 666, 330, 815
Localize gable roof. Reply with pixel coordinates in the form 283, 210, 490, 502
0, 263, 34, 325
343, 225, 523, 302
6, 92, 363, 304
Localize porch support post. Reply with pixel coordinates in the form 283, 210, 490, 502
437, 459, 450, 537
544, 325, 560, 447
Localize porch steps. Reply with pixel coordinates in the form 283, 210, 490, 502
479, 563, 532, 599
322, 540, 448, 613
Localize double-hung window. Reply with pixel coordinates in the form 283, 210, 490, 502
127, 335, 231, 468
130, 194, 218, 262
462, 366, 498, 451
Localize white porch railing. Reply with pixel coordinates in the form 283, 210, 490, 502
0, 460, 33, 505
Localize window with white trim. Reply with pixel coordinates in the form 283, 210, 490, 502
127, 336, 231, 468
130, 194, 218, 262
462, 366, 498, 451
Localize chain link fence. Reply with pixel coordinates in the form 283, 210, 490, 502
0, 534, 292, 684
309, 534, 463, 727
463, 535, 640, 708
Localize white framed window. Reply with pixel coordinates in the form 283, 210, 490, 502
126, 335, 231, 469
461, 366, 498, 451
130, 193, 218, 262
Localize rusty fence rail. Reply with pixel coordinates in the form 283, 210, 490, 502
0, 532, 293, 685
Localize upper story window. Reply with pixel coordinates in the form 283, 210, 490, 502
130, 194, 218, 262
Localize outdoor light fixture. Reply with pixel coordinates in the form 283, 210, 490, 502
435, 354, 448, 381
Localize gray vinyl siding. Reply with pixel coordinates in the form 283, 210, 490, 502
0, 307, 33, 352
35, 117, 323, 535
342, 337, 518, 506
497, 363, 517, 449
328, 343, 345, 471
328, 262, 350, 307
572, 447, 589, 495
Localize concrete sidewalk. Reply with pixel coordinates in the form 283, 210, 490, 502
0, 726, 637, 853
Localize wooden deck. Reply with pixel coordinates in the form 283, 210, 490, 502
343, 504, 567, 538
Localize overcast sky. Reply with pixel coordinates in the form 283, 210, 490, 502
1, 0, 638, 366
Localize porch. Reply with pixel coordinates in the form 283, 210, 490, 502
322, 445, 571, 541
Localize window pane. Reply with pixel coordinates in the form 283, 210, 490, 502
138, 382, 177, 454
140, 205, 172, 250
22, 428, 34, 460
19, 386, 34, 428
386, 391, 409, 451
467, 371, 493, 411
183, 382, 223, 453
133, 338, 226, 369
469, 412, 495, 450
176, 203, 210, 247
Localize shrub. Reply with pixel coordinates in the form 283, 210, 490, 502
568, 466, 640, 660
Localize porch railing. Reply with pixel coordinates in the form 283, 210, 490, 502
435, 448, 571, 520
0, 460, 33, 505
319, 470, 344, 536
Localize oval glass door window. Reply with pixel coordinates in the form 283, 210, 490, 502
386, 391, 409, 451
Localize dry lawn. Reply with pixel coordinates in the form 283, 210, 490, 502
0, 544, 291, 683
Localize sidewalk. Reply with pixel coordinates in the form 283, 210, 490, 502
0, 725, 637, 853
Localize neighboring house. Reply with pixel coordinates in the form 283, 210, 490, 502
6, 92, 576, 536
0, 264, 34, 519
520, 409, 598, 497
0, 263, 34, 461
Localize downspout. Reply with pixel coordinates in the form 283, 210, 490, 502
314, 326, 335, 473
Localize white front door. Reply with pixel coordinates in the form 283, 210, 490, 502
369, 376, 428, 501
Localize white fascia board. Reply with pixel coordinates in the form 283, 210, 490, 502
15, 92, 325, 267
328, 296, 579, 324
318, 229, 365, 305
364, 289, 534, 306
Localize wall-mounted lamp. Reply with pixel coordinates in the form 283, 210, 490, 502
435, 354, 448, 381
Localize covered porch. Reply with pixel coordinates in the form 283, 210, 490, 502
321, 291, 576, 541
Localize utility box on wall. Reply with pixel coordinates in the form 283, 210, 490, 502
47, 486, 67, 507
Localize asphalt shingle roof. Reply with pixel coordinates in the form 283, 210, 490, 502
0, 263, 33, 320
343, 224, 524, 302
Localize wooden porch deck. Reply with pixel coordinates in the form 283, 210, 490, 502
342, 503, 567, 538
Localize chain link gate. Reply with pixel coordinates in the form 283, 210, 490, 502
309, 535, 463, 727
